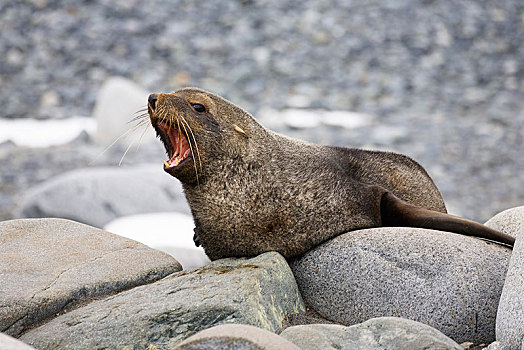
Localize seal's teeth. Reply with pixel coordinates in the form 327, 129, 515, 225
174, 158, 180, 166
164, 160, 169, 168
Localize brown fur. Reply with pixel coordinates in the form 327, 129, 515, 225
148, 88, 514, 260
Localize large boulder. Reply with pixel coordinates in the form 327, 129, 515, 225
486, 206, 524, 350
173, 324, 300, 350
15, 164, 190, 228
290, 227, 512, 344
20, 252, 305, 349
485, 205, 524, 237
0, 218, 181, 337
93, 76, 154, 147
280, 317, 462, 350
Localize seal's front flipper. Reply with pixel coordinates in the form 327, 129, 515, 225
380, 192, 515, 247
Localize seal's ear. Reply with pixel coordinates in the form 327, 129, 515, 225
233, 125, 249, 139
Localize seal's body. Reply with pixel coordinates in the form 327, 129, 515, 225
148, 88, 514, 260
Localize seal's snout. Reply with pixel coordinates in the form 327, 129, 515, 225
148, 93, 158, 110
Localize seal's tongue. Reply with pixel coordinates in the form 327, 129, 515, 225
166, 125, 190, 167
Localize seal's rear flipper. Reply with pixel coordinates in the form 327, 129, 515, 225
380, 192, 515, 247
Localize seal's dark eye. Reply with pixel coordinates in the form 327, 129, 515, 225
191, 103, 206, 113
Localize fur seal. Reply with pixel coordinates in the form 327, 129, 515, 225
147, 88, 514, 260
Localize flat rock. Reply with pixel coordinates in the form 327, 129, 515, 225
488, 207, 524, 349
173, 324, 300, 350
290, 227, 512, 344
21, 252, 305, 349
15, 164, 190, 227
0, 218, 181, 337
0, 333, 36, 350
280, 317, 462, 350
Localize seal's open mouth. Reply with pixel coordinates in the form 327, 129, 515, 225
155, 120, 191, 169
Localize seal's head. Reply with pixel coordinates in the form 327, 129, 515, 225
148, 88, 263, 185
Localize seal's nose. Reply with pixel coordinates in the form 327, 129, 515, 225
148, 93, 158, 110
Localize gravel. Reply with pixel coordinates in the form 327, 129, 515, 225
0, 0, 523, 222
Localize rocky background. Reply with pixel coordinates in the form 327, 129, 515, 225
1, 0, 523, 222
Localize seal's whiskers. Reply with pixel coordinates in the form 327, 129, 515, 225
118, 119, 150, 166
135, 120, 152, 152
178, 114, 202, 173
90, 118, 150, 166
127, 106, 149, 123
177, 115, 201, 185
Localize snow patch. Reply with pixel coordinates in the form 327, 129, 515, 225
258, 108, 373, 130
104, 212, 210, 270
0, 117, 96, 148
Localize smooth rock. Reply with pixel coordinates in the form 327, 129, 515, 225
290, 227, 512, 344
93, 76, 155, 147
15, 164, 190, 228
0, 333, 36, 350
485, 206, 524, 238
0, 218, 181, 337
21, 252, 305, 349
280, 317, 463, 350
490, 207, 524, 349
174, 324, 300, 350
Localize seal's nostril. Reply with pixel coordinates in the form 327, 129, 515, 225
148, 93, 158, 110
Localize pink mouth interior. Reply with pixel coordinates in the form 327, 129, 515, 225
159, 122, 191, 167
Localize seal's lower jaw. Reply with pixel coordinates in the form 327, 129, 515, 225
153, 120, 193, 175
163, 154, 193, 175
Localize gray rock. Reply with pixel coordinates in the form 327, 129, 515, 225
283, 306, 336, 328
280, 317, 463, 350
15, 164, 190, 227
0, 218, 181, 337
0, 333, 36, 350
93, 76, 153, 147
174, 324, 300, 350
485, 206, 524, 238
491, 207, 524, 349
290, 227, 512, 344
20, 252, 305, 349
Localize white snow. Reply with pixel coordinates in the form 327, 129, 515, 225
322, 111, 372, 129
281, 109, 322, 128
0, 116, 96, 148
258, 108, 373, 130
0, 108, 373, 149
104, 212, 210, 270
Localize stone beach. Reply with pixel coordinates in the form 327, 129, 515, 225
1, 0, 523, 349
0, 0, 522, 223
0, 209, 522, 349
